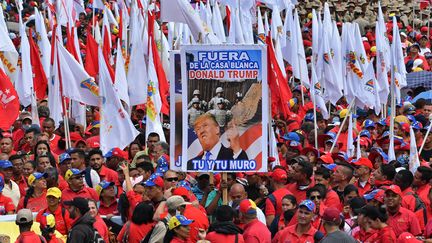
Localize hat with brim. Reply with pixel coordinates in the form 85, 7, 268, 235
168, 215, 194, 230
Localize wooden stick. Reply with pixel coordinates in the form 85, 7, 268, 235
222, 172, 228, 205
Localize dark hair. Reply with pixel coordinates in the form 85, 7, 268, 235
215, 205, 234, 222
43, 117, 55, 125
362, 205, 388, 222
380, 164, 396, 181
45, 167, 59, 182
307, 184, 327, 199
25, 127, 40, 136
136, 162, 154, 173
33, 141, 51, 155
315, 166, 331, 180
343, 184, 359, 197
128, 141, 142, 159
395, 170, 414, 190
131, 202, 154, 225
23, 186, 34, 209
69, 148, 86, 159
118, 193, 130, 223
147, 132, 160, 140
418, 166, 432, 182
282, 194, 297, 207
9, 154, 23, 163
88, 149, 103, 159
35, 153, 57, 169
296, 160, 314, 178
25, 160, 37, 170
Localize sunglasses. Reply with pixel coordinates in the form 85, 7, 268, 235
310, 196, 322, 200
165, 177, 179, 182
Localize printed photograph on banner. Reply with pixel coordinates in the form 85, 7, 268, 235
169, 51, 183, 171
181, 45, 268, 172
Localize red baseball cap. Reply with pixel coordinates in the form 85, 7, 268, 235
398, 232, 422, 243
172, 187, 191, 201
318, 154, 334, 164
385, 185, 402, 197
239, 199, 257, 215
69, 132, 83, 142
322, 207, 341, 224
270, 168, 287, 182
352, 158, 373, 170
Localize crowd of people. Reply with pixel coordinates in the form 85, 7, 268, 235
3, 0, 432, 243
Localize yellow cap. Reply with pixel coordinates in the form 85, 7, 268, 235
307, 13, 313, 19
370, 46, 377, 53
339, 109, 349, 119
46, 187, 62, 198
395, 115, 410, 124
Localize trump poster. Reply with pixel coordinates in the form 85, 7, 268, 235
181, 45, 268, 172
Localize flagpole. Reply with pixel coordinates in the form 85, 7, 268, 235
62, 98, 71, 149
329, 100, 354, 153
92, 5, 96, 37
388, 44, 396, 161
419, 123, 432, 155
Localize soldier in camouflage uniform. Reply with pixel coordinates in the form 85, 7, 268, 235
188, 89, 207, 111
188, 98, 204, 127
208, 87, 230, 110
208, 98, 232, 128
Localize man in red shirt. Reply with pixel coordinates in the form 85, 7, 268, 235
0, 176, 14, 214
88, 149, 118, 183
352, 158, 373, 197
273, 200, 318, 243
36, 187, 72, 235
265, 168, 292, 226
314, 166, 340, 208
95, 180, 118, 216
9, 154, 28, 197
61, 168, 99, 203
15, 208, 46, 242
206, 205, 244, 243
286, 157, 314, 203
385, 185, 422, 236
0, 136, 15, 156
413, 166, 432, 209
41, 118, 61, 154
240, 199, 271, 243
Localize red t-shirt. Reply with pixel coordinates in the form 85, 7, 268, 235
286, 182, 315, 203
98, 199, 119, 216
0, 193, 15, 214
13, 175, 28, 197
387, 207, 422, 236
265, 187, 292, 216
61, 187, 99, 204
370, 225, 397, 243
243, 219, 271, 243
98, 166, 119, 183
36, 206, 72, 235
206, 232, 245, 243
183, 204, 209, 243
323, 189, 341, 208
49, 134, 62, 155
272, 224, 316, 243
117, 221, 155, 243
15, 231, 46, 243
17, 191, 47, 212
354, 179, 372, 197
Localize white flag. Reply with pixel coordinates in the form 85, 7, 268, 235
49, 27, 64, 128
347, 114, 354, 157
57, 42, 99, 106
114, 40, 130, 108
311, 64, 329, 119
375, 2, 390, 105
99, 48, 139, 154
127, 31, 148, 106
409, 126, 420, 174
34, 8, 51, 80
391, 16, 407, 103
146, 40, 166, 142
16, 16, 33, 107
212, 2, 226, 43
291, 9, 309, 88
0, 7, 19, 83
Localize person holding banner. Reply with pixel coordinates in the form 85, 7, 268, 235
187, 113, 248, 171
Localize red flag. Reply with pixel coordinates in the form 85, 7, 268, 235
420, 0, 432, 10
28, 29, 48, 100
226, 6, 231, 33
148, 12, 170, 115
85, 30, 99, 78
102, 25, 111, 61
66, 25, 80, 61
0, 68, 20, 130
266, 35, 292, 118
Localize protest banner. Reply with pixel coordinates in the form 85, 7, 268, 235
181, 45, 268, 172
169, 51, 183, 171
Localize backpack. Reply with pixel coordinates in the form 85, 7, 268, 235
92, 228, 106, 243
140, 217, 169, 243
84, 167, 93, 188
407, 192, 428, 226
267, 194, 280, 237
